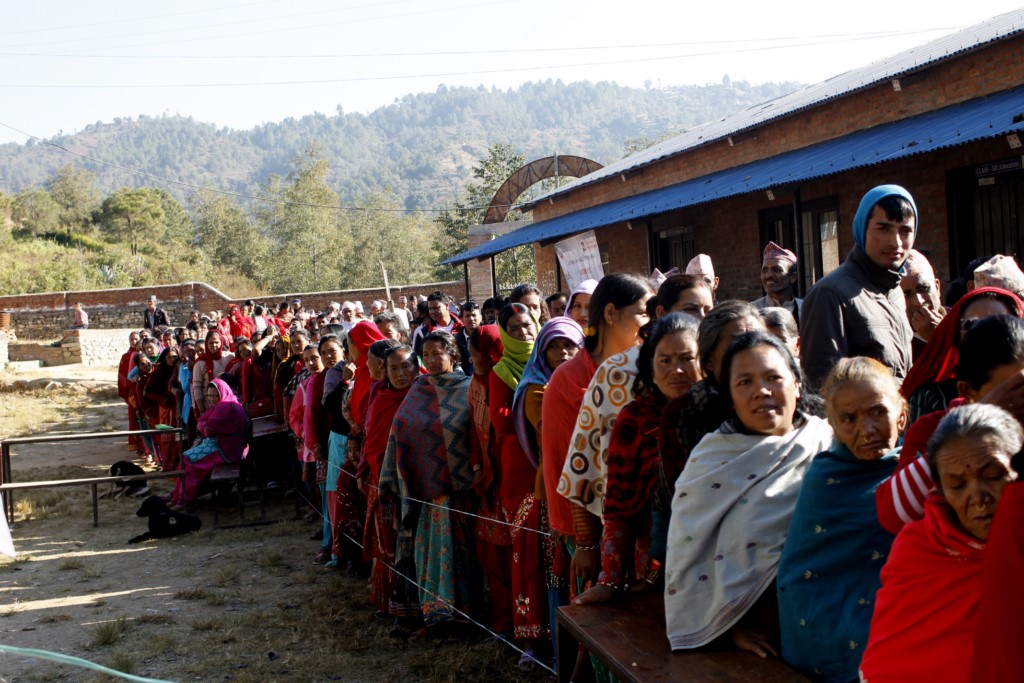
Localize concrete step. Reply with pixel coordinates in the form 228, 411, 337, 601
5, 360, 45, 371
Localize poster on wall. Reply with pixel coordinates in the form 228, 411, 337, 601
554, 231, 605, 291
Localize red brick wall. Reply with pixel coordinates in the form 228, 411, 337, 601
537, 137, 1013, 300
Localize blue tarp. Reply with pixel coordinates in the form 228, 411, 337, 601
441, 86, 1024, 265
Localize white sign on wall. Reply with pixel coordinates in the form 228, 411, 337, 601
554, 231, 605, 291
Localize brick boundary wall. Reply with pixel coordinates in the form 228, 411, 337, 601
0, 280, 465, 340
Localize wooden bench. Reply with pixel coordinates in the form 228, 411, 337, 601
209, 461, 244, 528
1, 428, 184, 523
0, 471, 184, 527
555, 590, 810, 683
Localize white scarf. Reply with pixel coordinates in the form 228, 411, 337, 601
664, 414, 833, 650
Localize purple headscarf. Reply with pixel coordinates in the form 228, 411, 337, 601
511, 317, 585, 468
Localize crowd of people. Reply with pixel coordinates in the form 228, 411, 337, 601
114, 184, 1024, 682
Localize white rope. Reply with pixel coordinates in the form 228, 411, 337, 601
328, 460, 552, 537
293, 478, 556, 676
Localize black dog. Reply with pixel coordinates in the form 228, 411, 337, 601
103, 460, 150, 499
128, 495, 202, 544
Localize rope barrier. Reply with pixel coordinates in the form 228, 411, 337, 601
292, 478, 556, 676
327, 459, 552, 538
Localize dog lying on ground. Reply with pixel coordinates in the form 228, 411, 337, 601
102, 460, 150, 499
128, 495, 202, 544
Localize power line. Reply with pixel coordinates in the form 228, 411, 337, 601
0, 120, 518, 215
0, 33, 947, 89
0, 0, 510, 53
0, 27, 956, 60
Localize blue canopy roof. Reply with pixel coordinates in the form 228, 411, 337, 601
441, 85, 1024, 265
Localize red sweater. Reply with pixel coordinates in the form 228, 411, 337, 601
541, 350, 597, 536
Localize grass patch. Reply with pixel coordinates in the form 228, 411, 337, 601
192, 616, 227, 632
204, 591, 227, 606
59, 557, 85, 571
213, 563, 241, 587
255, 548, 283, 569
174, 586, 212, 601
101, 650, 137, 676
89, 617, 131, 647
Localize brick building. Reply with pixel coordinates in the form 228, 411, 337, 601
444, 11, 1024, 301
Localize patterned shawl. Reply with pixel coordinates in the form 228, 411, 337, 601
665, 414, 833, 650
559, 345, 640, 515
512, 317, 584, 468
777, 442, 897, 683
602, 394, 665, 521
378, 371, 474, 525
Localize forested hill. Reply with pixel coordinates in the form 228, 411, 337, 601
0, 79, 801, 208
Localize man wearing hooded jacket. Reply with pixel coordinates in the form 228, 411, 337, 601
799, 185, 917, 391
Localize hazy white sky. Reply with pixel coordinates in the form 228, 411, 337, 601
0, 0, 1020, 145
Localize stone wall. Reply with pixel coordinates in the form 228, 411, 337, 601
0, 280, 464, 340
0, 331, 7, 366
8, 329, 135, 367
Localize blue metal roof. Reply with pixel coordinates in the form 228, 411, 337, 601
441, 85, 1024, 265
525, 9, 1024, 206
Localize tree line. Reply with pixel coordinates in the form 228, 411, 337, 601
0, 144, 532, 296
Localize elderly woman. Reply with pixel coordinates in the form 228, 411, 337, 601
379, 331, 482, 637
860, 403, 1021, 683
878, 313, 1024, 534
665, 331, 832, 655
170, 378, 249, 508
777, 357, 905, 682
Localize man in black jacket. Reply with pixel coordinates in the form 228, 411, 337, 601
142, 295, 171, 331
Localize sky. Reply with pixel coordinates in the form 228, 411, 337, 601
0, 0, 1021, 145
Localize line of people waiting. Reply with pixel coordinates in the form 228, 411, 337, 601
115, 184, 1024, 682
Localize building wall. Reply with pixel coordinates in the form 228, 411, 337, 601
0, 280, 462, 340
533, 135, 1015, 299
531, 35, 1024, 225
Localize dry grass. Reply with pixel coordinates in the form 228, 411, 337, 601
89, 617, 131, 647
0, 385, 108, 440
0, 381, 550, 683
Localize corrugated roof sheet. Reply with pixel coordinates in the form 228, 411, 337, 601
523, 9, 1024, 207
441, 85, 1024, 265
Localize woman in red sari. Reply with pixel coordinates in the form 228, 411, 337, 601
360, 344, 418, 616
860, 403, 1021, 683
118, 331, 144, 455
144, 347, 182, 471
467, 324, 514, 638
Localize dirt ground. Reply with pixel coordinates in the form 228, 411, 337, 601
0, 363, 548, 683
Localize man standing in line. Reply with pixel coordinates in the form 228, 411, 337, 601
800, 185, 916, 391
900, 249, 947, 358
751, 242, 802, 324
142, 295, 170, 331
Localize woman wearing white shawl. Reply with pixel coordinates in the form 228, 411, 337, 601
665, 330, 832, 656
